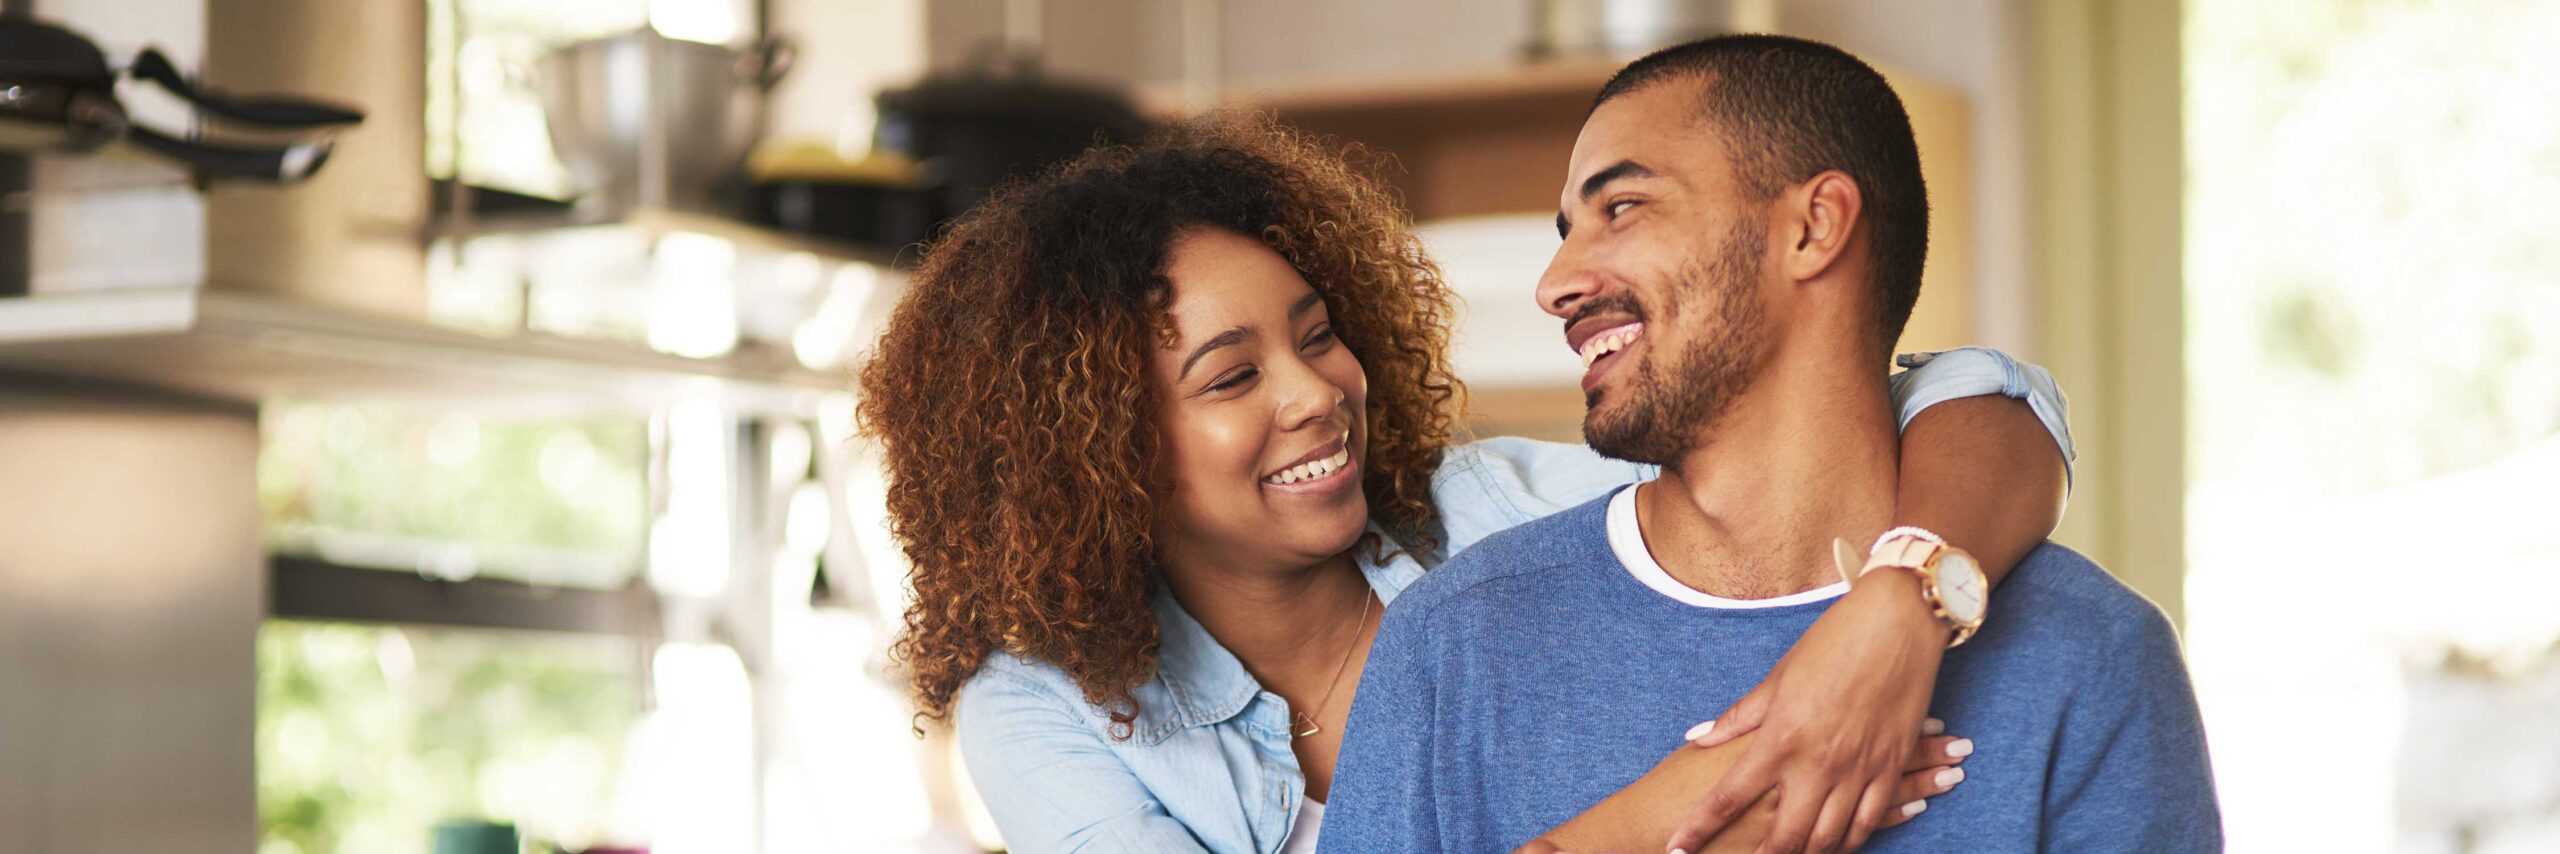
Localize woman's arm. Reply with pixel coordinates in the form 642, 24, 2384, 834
1889, 394, 2070, 586
1667, 383, 2071, 852
1881, 346, 2076, 583
1521, 730, 1976, 853
953, 670, 1214, 853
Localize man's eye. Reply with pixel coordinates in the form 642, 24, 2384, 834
1207, 367, 1258, 393
1606, 199, 1640, 218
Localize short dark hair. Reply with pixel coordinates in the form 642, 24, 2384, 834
1595, 34, 1928, 352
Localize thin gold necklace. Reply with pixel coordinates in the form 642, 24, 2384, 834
1291, 590, 1374, 738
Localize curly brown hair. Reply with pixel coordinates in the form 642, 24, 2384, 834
858, 114, 1462, 735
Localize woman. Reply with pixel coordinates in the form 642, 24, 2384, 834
859, 116, 2072, 853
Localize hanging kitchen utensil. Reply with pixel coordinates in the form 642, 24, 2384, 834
0, 17, 361, 183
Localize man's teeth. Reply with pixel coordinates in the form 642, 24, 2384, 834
1266, 447, 1353, 485
1579, 326, 1643, 367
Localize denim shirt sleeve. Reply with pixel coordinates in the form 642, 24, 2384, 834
1433, 437, 1651, 555
953, 665, 1214, 854
1890, 347, 2078, 483
1436, 347, 2076, 552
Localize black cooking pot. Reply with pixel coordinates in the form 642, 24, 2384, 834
872, 57, 1157, 228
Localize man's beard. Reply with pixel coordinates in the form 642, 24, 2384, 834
1582, 219, 1768, 465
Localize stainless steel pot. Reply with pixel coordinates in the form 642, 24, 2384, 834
536, 30, 791, 214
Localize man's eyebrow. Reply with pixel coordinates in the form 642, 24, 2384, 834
1559, 160, 1659, 238
1178, 327, 1251, 380
1578, 159, 1657, 202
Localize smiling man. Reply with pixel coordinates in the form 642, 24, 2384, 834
1320, 35, 2221, 853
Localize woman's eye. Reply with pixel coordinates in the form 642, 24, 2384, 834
1207, 367, 1258, 393
1304, 325, 1338, 351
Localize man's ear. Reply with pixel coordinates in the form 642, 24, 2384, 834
1783, 170, 1863, 284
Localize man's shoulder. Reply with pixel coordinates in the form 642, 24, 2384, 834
1989, 542, 2183, 660
1390, 492, 1616, 622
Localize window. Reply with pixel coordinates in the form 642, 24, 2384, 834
257, 622, 647, 854
2185, 1, 2560, 850
259, 402, 648, 589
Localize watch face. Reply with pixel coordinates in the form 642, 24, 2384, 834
1936, 551, 1989, 624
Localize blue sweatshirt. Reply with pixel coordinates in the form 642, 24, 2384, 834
1322, 488, 2221, 853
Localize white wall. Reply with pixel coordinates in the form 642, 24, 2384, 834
1780, 0, 2039, 357
765, 0, 926, 152
28, 0, 205, 294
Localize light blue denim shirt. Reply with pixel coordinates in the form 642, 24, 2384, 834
950, 348, 2073, 854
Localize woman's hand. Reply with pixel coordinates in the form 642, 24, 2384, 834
1520, 726, 1973, 854
1666, 567, 1955, 854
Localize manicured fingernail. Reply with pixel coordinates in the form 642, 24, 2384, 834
1902, 800, 1927, 817
1685, 720, 1716, 743
1935, 767, 1966, 787
1947, 738, 1974, 758
1922, 717, 1945, 735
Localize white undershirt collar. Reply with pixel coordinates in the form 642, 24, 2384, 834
1607, 485, 1850, 609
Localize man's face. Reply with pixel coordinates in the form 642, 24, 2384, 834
1537, 78, 1771, 465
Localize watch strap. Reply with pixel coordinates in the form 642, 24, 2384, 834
1860, 536, 1941, 579
1870, 525, 1945, 554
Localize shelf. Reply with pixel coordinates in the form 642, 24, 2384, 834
428, 205, 913, 271
270, 555, 660, 637
0, 287, 853, 415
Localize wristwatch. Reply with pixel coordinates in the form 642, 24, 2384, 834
1859, 527, 1988, 648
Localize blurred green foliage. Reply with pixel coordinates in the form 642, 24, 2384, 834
257, 621, 643, 854
2188, 0, 2560, 495
257, 402, 648, 587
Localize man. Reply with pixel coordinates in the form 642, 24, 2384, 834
1321, 35, 2219, 853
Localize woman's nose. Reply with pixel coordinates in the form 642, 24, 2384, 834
1270, 355, 1343, 431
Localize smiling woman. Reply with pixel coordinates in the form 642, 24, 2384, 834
858, 116, 1458, 745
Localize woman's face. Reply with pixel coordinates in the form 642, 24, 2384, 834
1149, 228, 1372, 575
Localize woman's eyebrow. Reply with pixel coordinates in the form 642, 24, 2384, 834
1178, 327, 1252, 380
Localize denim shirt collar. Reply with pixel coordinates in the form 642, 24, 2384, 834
1125, 526, 1433, 744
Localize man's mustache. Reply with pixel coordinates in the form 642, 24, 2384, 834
1565, 294, 1648, 331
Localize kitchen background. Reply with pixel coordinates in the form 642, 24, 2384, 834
0, 0, 2551, 852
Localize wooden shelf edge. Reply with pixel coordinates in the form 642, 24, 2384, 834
0, 288, 853, 415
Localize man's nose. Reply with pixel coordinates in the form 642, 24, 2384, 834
1536, 239, 1601, 320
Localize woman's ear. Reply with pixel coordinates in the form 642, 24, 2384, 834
1783, 170, 1864, 285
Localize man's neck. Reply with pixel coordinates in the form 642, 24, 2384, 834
1635, 343, 1900, 599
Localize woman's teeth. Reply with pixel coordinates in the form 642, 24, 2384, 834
1265, 447, 1352, 485
1579, 324, 1644, 367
